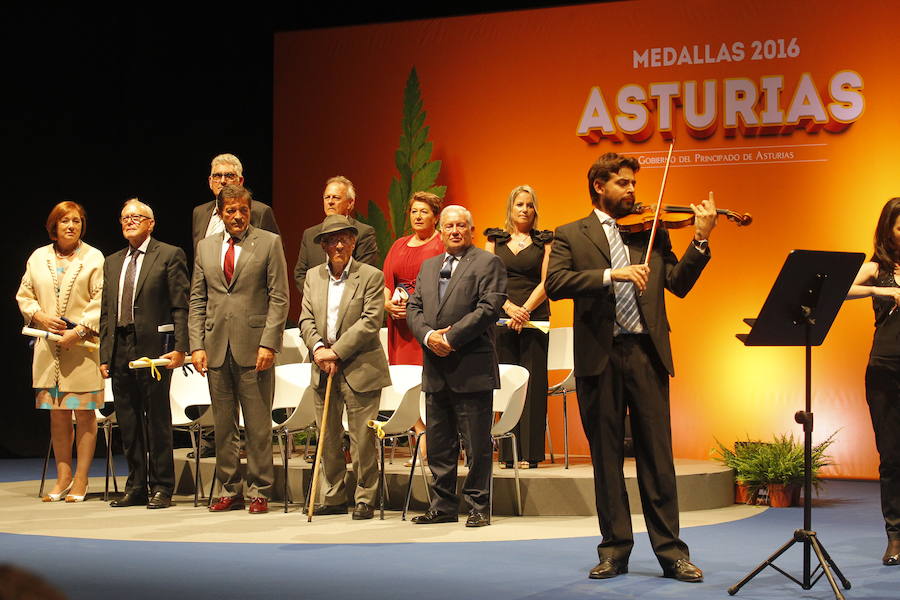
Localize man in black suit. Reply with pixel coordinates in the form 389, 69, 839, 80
406, 205, 506, 527
192, 153, 280, 251
293, 175, 379, 295
545, 153, 716, 582
100, 198, 189, 509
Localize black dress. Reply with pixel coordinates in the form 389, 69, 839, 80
866, 268, 900, 542
486, 228, 553, 464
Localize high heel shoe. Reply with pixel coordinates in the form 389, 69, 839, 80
65, 482, 89, 503
42, 480, 73, 502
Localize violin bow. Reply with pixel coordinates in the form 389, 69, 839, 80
643, 140, 675, 266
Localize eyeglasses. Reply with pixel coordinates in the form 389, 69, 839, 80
210, 172, 239, 182
120, 215, 152, 225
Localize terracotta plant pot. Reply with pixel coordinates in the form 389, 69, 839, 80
735, 483, 752, 504
767, 483, 800, 507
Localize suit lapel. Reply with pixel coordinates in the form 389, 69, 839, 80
228, 227, 258, 290
133, 238, 158, 299
107, 248, 127, 320
580, 213, 612, 263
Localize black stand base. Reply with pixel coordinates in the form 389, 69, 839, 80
728, 529, 851, 599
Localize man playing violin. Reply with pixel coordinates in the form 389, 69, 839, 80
545, 152, 716, 583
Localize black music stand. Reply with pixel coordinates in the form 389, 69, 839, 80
729, 250, 864, 600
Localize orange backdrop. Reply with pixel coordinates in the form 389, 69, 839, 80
274, 0, 900, 478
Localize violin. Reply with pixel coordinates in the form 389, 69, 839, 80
616, 202, 753, 234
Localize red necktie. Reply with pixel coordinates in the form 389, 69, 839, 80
224, 237, 236, 284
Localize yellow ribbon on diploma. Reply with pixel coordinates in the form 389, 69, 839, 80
134, 357, 163, 381
367, 419, 385, 439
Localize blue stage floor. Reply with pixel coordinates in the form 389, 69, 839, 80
0, 458, 896, 599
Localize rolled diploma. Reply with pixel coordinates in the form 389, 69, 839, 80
129, 358, 171, 369
22, 326, 99, 350
128, 357, 194, 369
495, 319, 551, 333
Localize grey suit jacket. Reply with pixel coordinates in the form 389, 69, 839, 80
188, 226, 289, 369
545, 211, 710, 378
298, 260, 391, 395
191, 200, 280, 251
99, 238, 190, 367
406, 245, 506, 394
293, 216, 379, 294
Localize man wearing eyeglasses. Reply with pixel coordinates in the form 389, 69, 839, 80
293, 176, 379, 296
100, 198, 189, 509
191, 153, 280, 251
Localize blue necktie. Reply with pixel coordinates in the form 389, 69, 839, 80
438, 255, 455, 301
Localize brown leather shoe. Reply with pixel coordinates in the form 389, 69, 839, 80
249, 498, 268, 514
662, 558, 704, 582
883, 539, 900, 566
209, 495, 245, 512
352, 503, 374, 520
465, 510, 490, 527
589, 558, 628, 579
146, 491, 172, 509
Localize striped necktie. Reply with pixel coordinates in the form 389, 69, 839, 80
118, 247, 141, 326
603, 218, 642, 334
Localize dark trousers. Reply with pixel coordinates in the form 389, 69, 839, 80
111, 325, 175, 497
425, 389, 494, 514
496, 326, 548, 463
576, 334, 689, 567
208, 345, 274, 499
866, 362, 900, 540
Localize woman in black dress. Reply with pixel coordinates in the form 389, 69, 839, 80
845, 197, 900, 565
485, 185, 553, 468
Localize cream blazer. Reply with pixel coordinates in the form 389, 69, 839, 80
16, 243, 104, 391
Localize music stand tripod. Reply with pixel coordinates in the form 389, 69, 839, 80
729, 250, 864, 600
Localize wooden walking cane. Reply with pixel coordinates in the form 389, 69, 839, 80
307, 372, 334, 522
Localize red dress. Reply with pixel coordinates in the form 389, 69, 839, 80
383, 234, 444, 365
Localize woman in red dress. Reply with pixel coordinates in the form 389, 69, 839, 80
382, 192, 444, 464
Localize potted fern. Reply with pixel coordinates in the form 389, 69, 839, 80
711, 438, 765, 504
713, 432, 837, 507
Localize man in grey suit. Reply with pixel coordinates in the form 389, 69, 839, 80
190, 153, 280, 460
189, 184, 289, 515
191, 153, 280, 251
298, 215, 391, 520
406, 205, 506, 527
100, 198, 189, 509
293, 176, 379, 295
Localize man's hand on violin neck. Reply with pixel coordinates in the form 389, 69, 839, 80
612, 264, 649, 293
691, 191, 717, 241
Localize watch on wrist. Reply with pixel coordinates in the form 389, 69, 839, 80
692, 239, 709, 251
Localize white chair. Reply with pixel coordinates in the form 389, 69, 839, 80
491, 364, 530, 516
276, 327, 309, 365
378, 327, 389, 358
169, 366, 214, 506
362, 365, 427, 520
547, 327, 576, 468
39, 378, 119, 501
229, 363, 316, 512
